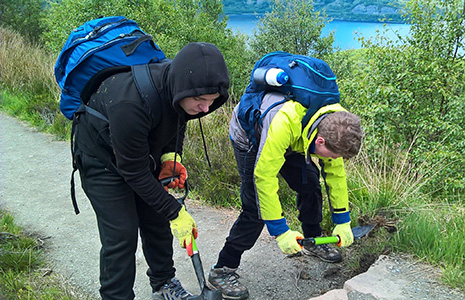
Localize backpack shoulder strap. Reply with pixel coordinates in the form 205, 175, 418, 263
70, 64, 162, 215
131, 64, 160, 119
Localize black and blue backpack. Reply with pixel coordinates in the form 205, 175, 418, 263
238, 51, 340, 146
54, 16, 166, 120
54, 16, 166, 214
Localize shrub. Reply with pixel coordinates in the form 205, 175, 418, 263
0, 0, 44, 44
341, 0, 465, 195
251, 0, 334, 58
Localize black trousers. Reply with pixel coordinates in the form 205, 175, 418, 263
75, 150, 175, 300
216, 142, 323, 269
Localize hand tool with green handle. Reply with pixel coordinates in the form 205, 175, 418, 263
297, 224, 375, 247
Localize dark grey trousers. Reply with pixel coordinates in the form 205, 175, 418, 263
216, 141, 323, 269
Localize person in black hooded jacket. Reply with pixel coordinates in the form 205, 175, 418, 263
73, 42, 229, 300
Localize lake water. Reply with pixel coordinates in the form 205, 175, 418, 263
227, 14, 411, 50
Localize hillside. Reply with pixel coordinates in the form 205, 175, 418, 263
223, 0, 407, 23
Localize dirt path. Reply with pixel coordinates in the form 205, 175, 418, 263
0, 112, 351, 300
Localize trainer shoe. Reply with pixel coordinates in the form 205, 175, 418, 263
152, 278, 192, 300
301, 243, 342, 263
207, 266, 249, 299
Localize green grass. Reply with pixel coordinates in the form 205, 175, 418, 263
0, 90, 71, 140
344, 143, 465, 287
0, 211, 89, 300
0, 26, 71, 140
393, 203, 465, 288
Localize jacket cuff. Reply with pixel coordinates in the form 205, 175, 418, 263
161, 152, 182, 163
264, 218, 289, 236
165, 200, 183, 221
332, 211, 351, 224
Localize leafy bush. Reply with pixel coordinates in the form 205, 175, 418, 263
0, 0, 44, 44
341, 0, 465, 195
251, 0, 334, 58
41, 0, 145, 54
183, 105, 241, 207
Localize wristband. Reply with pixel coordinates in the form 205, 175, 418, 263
332, 211, 351, 224
264, 218, 289, 236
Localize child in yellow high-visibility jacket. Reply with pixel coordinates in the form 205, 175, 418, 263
208, 91, 363, 300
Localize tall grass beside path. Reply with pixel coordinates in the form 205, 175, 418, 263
346, 144, 465, 289
0, 27, 70, 139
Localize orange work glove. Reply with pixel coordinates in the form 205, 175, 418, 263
158, 152, 188, 190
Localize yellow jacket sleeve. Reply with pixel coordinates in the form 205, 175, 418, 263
255, 102, 305, 221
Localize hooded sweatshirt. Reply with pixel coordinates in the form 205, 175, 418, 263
74, 42, 229, 220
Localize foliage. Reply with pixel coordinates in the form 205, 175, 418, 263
0, 26, 57, 97
0, 90, 71, 139
139, 0, 228, 56
393, 203, 465, 288
0, 0, 44, 43
251, 0, 335, 58
43, 0, 235, 58
183, 105, 241, 208
41, 0, 145, 54
40, 0, 253, 100
347, 142, 439, 217
342, 0, 465, 195
2, 0, 465, 292
136, 0, 254, 95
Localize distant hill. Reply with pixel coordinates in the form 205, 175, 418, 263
223, 0, 407, 23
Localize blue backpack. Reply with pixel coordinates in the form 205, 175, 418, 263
238, 51, 340, 146
55, 16, 167, 214
54, 16, 166, 120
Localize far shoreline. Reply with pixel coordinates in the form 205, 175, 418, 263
224, 13, 407, 25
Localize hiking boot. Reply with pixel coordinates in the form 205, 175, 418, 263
301, 243, 342, 263
152, 278, 192, 300
207, 266, 249, 300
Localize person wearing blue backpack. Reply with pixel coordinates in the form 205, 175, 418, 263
206, 53, 364, 300
72, 42, 229, 300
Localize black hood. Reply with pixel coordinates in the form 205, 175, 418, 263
168, 42, 230, 120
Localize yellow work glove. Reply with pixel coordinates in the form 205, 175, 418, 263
169, 206, 198, 251
332, 222, 353, 247
275, 230, 304, 254
158, 153, 188, 190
